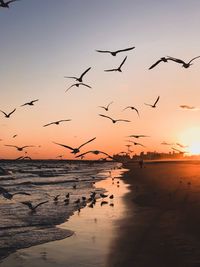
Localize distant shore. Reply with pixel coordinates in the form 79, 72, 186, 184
108, 161, 200, 267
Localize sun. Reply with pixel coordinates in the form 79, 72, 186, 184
179, 127, 200, 155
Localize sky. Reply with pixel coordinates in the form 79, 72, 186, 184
1, 0, 200, 159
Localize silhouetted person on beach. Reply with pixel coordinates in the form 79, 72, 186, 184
139, 159, 144, 168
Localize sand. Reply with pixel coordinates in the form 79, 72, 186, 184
108, 161, 200, 267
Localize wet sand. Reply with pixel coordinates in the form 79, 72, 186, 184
108, 161, 200, 267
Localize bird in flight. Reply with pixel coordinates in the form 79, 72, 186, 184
96, 46, 135, 56
75, 150, 113, 159
64, 67, 91, 82
21, 99, 39, 107
99, 101, 113, 111
167, 56, 200, 68
128, 135, 149, 138
180, 105, 196, 110
5, 145, 35, 151
0, 108, 16, 118
123, 106, 139, 116
0, 0, 19, 8
0, 186, 30, 200
176, 143, 188, 148
127, 141, 146, 147
172, 147, 188, 153
65, 83, 91, 93
148, 57, 171, 70
99, 114, 130, 124
53, 137, 96, 154
21, 201, 49, 212
12, 134, 17, 138
104, 56, 127, 72
43, 120, 71, 127
161, 141, 174, 145
144, 96, 160, 108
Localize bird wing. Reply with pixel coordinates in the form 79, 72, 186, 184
99, 114, 113, 121
104, 68, 117, 72
116, 46, 135, 54
43, 122, 54, 127
5, 145, 18, 148
119, 56, 127, 68
0, 110, 7, 116
115, 119, 131, 122
21, 201, 33, 209
8, 108, 16, 116
153, 96, 160, 106
32, 99, 39, 103
65, 84, 75, 92
167, 57, 185, 64
123, 106, 131, 111
34, 201, 49, 210
172, 147, 182, 152
21, 103, 28, 107
96, 50, 111, 54
144, 103, 153, 107
64, 76, 78, 80
188, 56, 200, 64
148, 59, 163, 70
7, 0, 19, 4
80, 83, 92, 88
53, 142, 74, 151
106, 101, 113, 109
78, 137, 96, 149
133, 107, 140, 116
21, 146, 34, 149
75, 151, 91, 158
79, 67, 91, 80
58, 119, 71, 123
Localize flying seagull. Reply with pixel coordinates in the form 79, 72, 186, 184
176, 143, 188, 148
149, 57, 171, 70
104, 56, 127, 72
0, 0, 19, 8
64, 67, 91, 82
180, 105, 196, 110
21, 201, 49, 212
43, 120, 71, 127
0, 186, 30, 200
167, 56, 200, 68
128, 135, 149, 138
53, 137, 96, 154
161, 141, 174, 145
128, 141, 146, 147
99, 114, 130, 124
172, 147, 188, 153
99, 101, 113, 111
65, 83, 91, 93
0, 108, 16, 118
5, 145, 35, 151
76, 150, 113, 159
144, 96, 160, 108
123, 106, 139, 116
96, 46, 135, 56
21, 99, 39, 107
12, 134, 18, 138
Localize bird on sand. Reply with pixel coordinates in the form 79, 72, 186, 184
21, 99, 39, 107
167, 56, 200, 68
65, 83, 91, 93
64, 67, 91, 82
53, 137, 96, 154
99, 114, 130, 124
5, 145, 35, 151
123, 106, 139, 116
144, 96, 160, 108
43, 120, 71, 127
21, 201, 49, 212
128, 134, 149, 139
0, 0, 19, 8
96, 46, 135, 56
75, 150, 113, 159
148, 57, 171, 70
0, 108, 16, 118
180, 105, 196, 110
100, 193, 108, 198
104, 56, 127, 72
99, 101, 113, 111
0, 186, 30, 200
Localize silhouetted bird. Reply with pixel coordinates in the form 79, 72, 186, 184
99, 101, 113, 111
0, 108, 16, 118
161, 141, 174, 145
99, 114, 130, 123
176, 143, 188, 148
100, 193, 108, 198
145, 96, 160, 108
101, 201, 108, 206
53, 137, 96, 154
12, 134, 18, 138
21, 201, 48, 212
0, 186, 30, 200
0, 0, 19, 8
131, 142, 145, 147
53, 195, 60, 201
66, 83, 91, 92
43, 120, 71, 127
123, 106, 139, 116
104, 56, 127, 72
167, 56, 200, 68
180, 105, 196, 110
64, 67, 91, 82
109, 194, 114, 199
5, 145, 34, 151
76, 150, 113, 159
96, 46, 135, 56
128, 135, 149, 138
21, 99, 39, 107
149, 57, 169, 70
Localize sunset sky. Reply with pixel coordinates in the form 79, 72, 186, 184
1, 0, 200, 159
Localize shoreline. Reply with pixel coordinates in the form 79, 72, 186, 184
108, 161, 200, 267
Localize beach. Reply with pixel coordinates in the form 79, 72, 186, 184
108, 161, 200, 267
